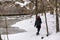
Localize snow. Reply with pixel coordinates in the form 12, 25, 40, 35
15, 1, 30, 7
1, 13, 60, 40
43, 32, 60, 40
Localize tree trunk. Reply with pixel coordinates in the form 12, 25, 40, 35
0, 34, 2, 40
44, 13, 49, 36
41, 0, 49, 36
55, 0, 59, 32
35, 0, 38, 17
56, 12, 59, 32
5, 16, 9, 40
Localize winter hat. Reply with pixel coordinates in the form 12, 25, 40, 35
36, 16, 40, 19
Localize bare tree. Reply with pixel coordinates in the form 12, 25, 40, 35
55, 0, 59, 32
40, 0, 49, 36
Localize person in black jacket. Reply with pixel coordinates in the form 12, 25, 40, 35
34, 16, 42, 35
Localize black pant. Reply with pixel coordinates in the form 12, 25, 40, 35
36, 25, 41, 33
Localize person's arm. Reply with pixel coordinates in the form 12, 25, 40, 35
34, 20, 37, 26
40, 18, 42, 23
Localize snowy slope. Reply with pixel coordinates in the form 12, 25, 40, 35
1, 13, 60, 40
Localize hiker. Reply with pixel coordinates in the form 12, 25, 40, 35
34, 16, 42, 35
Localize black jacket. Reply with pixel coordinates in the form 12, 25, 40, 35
35, 17, 42, 26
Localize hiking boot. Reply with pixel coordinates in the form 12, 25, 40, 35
36, 32, 39, 35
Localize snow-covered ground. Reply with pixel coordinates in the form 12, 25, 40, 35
1, 13, 60, 40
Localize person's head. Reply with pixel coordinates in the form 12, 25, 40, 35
36, 16, 40, 19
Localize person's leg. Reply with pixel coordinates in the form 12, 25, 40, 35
38, 25, 41, 33
36, 25, 40, 35
36, 28, 40, 35
38, 27, 40, 33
